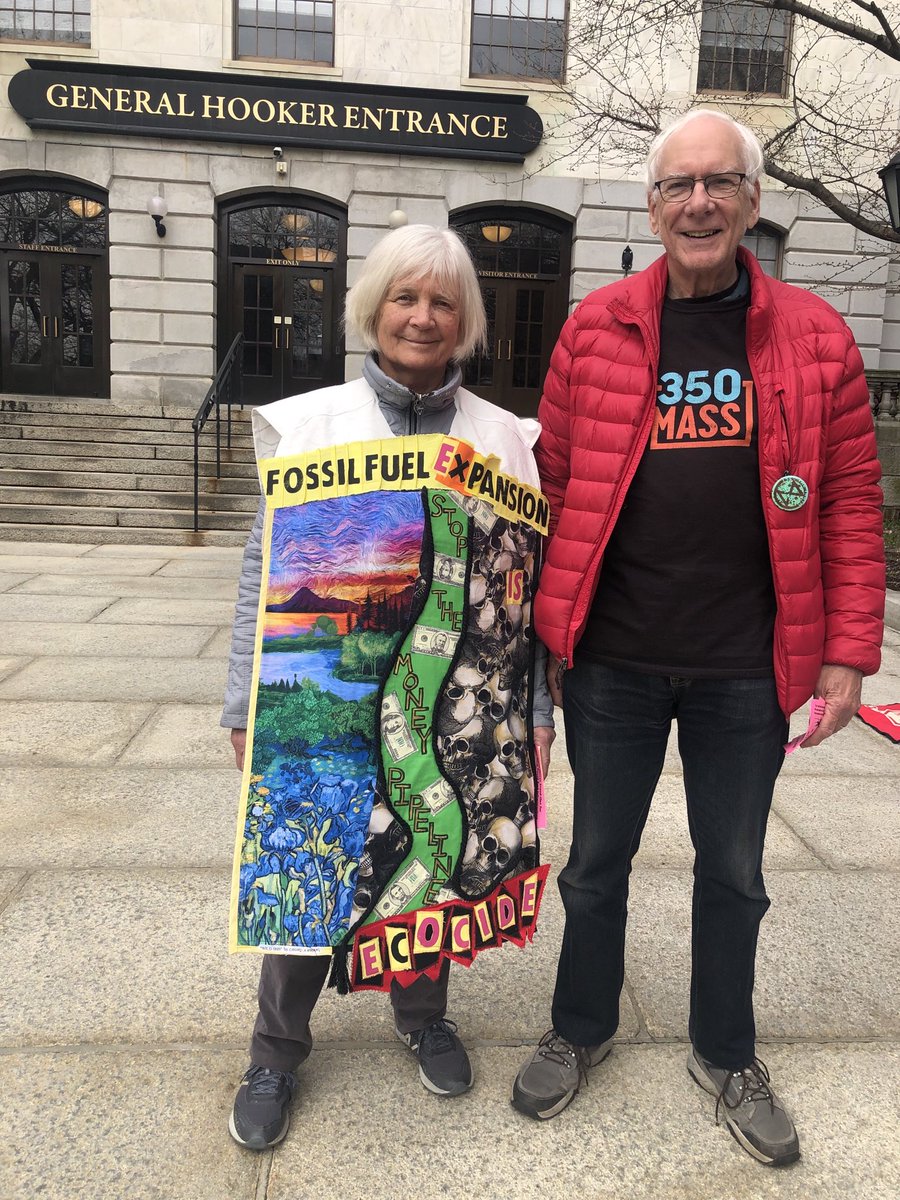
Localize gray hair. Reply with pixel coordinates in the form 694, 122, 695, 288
345, 224, 487, 361
645, 109, 765, 196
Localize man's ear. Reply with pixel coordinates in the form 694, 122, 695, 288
746, 180, 761, 231
648, 194, 660, 236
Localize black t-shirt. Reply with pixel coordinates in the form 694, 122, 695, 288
579, 275, 776, 677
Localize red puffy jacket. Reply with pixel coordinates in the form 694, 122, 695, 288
535, 247, 885, 716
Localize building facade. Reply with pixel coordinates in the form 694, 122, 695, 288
0, 0, 898, 425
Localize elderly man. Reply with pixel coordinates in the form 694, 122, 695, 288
512, 110, 885, 1167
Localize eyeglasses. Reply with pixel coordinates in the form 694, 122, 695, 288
654, 173, 747, 202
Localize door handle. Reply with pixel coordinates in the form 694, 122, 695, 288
54, 317, 59, 338
274, 328, 279, 350
284, 326, 291, 349
42, 316, 49, 337
496, 339, 502, 360
506, 339, 512, 361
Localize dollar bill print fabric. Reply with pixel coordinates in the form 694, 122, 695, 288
229, 434, 551, 991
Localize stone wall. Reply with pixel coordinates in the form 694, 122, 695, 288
0, 3, 897, 402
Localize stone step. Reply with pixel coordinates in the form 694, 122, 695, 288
0, 439, 255, 466
0, 452, 256, 478
0, 522, 249, 546
0, 485, 260, 513
0, 408, 252, 435
4, 424, 255, 449
0, 436, 256, 463
0, 396, 196, 420
0, 467, 260, 494
0, 502, 255, 531
0, 394, 254, 420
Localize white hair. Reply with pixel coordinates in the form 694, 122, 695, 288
645, 109, 765, 196
344, 224, 487, 361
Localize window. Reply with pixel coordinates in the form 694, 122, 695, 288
470, 0, 566, 82
0, 187, 108, 250
235, 0, 334, 64
741, 222, 782, 277
0, 0, 90, 45
698, 1, 789, 95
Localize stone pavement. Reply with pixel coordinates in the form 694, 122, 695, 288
0, 538, 897, 1200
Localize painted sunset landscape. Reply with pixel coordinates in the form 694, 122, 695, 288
237, 491, 425, 950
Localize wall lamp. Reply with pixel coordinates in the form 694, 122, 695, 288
147, 195, 168, 238
621, 245, 633, 277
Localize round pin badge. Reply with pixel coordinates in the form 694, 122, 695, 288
771, 474, 809, 511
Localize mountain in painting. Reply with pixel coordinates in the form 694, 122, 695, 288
266, 587, 360, 614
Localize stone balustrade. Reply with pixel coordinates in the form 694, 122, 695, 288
869, 371, 900, 422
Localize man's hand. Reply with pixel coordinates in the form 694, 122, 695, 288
534, 724, 556, 777
230, 728, 247, 770
802, 665, 863, 748
546, 654, 564, 708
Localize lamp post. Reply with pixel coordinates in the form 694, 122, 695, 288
878, 152, 900, 233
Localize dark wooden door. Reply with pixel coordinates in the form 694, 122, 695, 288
464, 278, 562, 418
0, 251, 108, 397
233, 263, 337, 405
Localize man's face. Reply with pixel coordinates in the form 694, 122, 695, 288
648, 117, 760, 298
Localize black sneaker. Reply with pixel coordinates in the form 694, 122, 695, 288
396, 1018, 474, 1096
228, 1064, 297, 1150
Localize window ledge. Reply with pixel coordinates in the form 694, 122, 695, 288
462, 74, 563, 93
695, 90, 790, 104
0, 39, 98, 59
222, 57, 342, 79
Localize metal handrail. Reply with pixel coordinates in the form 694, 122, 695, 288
192, 333, 244, 532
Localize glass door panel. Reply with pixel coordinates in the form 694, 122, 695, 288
287, 275, 326, 387
8, 259, 44, 365
60, 263, 95, 369
463, 286, 497, 391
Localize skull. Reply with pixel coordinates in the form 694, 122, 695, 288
520, 817, 536, 849
440, 730, 472, 773
473, 595, 498, 634
470, 769, 524, 822
366, 801, 394, 838
484, 525, 515, 575
497, 710, 526, 748
508, 523, 532, 559
476, 674, 512, 724
460, 816, 523, 895
497, 601, 523, 640
494, 723, 527, 778
482, 816, 522, 870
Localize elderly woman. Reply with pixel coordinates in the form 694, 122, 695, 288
222, 224, 554, 1150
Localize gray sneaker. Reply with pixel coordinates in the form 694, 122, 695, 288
512, 1029, 613, 1120
687, 1048, 800, 1167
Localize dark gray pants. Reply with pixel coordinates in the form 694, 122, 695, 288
250, 953, 451, 1071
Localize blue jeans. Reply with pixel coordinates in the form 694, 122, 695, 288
552, 661, 788, 1070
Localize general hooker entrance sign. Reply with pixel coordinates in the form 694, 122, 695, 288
9, 60, 543, 163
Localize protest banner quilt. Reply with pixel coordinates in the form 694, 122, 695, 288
229, 434, 550, 991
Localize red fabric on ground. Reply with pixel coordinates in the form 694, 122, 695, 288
856, 704, 900, 743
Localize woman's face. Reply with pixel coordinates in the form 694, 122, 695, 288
374, 276, 461, 393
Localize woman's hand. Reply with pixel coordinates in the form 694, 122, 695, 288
534, 725, 556, 777
230, 728, 247, 770
546, 654, 564, 708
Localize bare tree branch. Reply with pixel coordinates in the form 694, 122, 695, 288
546, 0, 900, 245
764, 162, 900, 241
767, 0, 900, 58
